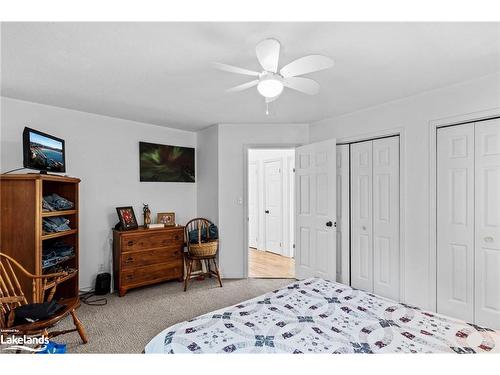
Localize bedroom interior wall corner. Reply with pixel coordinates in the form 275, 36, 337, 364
0, 96, 197, 290
196, 124, 219, 224
308, 73, 500, 310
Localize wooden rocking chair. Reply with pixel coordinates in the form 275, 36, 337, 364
0, 252, 88, 344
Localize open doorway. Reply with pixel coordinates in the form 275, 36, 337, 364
247, 148, 295, 278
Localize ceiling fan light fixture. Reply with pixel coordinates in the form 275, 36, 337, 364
257, 75, 284, 98
216, 38, 334, 109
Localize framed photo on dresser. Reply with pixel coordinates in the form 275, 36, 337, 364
157, 212, 175, 226
116, 206, 139, 230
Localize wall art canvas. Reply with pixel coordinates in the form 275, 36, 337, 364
139, 142, 195, 182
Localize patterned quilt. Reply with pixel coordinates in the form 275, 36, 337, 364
144, 278, 500, 353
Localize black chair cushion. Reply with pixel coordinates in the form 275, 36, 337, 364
13, 301, 64, 324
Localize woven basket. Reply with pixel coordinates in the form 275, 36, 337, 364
189, 239, 218, 257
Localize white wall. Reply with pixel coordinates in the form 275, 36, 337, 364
248, 149, 295, 256
0, 97, 197, 289
217, 124, 309, 277
196, 125, 219, 224
310, 72, 500, 310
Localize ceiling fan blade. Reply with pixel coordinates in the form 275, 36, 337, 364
255, 38, 280, 73
283, 77, 320, 95
280, 55, 334, 77
213, 62, 260, 77
226, 80, 259, 93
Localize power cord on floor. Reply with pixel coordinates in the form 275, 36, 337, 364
79, 290, 108, 306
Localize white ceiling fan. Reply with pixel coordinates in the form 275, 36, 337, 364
214, 38, 334, 113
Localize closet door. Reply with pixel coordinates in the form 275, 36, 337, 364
437, 124, 475, 322
336, 145, 350, 284
474, 118, 500, 329
372, 137, 400, 300
350, 141, 373, 292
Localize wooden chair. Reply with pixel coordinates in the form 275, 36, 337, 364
0, 252, 88, 344
184, 218, 222, 291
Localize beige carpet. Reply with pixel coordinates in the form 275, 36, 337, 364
49, 277, 292, 353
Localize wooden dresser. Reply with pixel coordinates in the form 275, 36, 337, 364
113, 226, 184, 297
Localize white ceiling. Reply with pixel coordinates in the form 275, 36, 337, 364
1, 22, 499, 131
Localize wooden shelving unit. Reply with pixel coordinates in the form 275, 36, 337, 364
42, 254, 76, 270
41, 229, 78, 240
0, 174, 81, 303
43, 270, 78, 291
42, 209, 77, 217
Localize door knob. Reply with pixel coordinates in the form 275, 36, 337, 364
265, 210, 270, 214
362, 226, 366, 231
326, 221, 333, 227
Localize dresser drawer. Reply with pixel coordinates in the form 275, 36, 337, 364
121, 230, 183, 252
121, 247, 182, 269
120, 262, 183, 287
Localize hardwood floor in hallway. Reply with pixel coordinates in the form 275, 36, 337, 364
248, 248, 295, 278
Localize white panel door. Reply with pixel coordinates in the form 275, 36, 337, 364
372, 137, 400, 300
437, 124, 475, 322
336, 145, 350, 284
295, 139, 337, 280
350, 141, 374, 292
248, 161, 259, 248
474, 118, 500, 329
264, 159, 283, 255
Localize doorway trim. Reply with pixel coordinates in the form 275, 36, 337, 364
248, 160, 260, 249
243, 144, 301, 279
336, 126, 406, 303
428, 107, 500, 312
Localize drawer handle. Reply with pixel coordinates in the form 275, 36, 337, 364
175, 235, 179, 240
127, 240, 134, 246
126, 275, 134, 280
484, 236, 494, 243
162, 239, 168, 244
125, 257, 134, 264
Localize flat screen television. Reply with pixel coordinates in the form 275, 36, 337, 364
23, 127, 66, 173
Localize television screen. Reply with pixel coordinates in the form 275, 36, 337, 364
139, 142, 195, 182
23, 127, 66, 173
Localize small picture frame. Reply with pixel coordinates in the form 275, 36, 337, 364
157, 212, 175, 227
116, 206, 139, 230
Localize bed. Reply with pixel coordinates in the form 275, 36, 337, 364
145, 278, 500, 353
